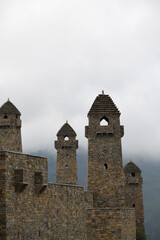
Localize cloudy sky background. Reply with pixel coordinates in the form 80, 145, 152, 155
0, 0, 160, 161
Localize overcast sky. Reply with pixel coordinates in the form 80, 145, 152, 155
0, 0, 160, 161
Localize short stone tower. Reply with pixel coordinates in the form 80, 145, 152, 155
0, 99, 22, 152
55, 122, 78, 185
124, 161, 145, 234
85, 92, 125, 207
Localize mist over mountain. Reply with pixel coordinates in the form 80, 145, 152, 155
31, 149, 160, 240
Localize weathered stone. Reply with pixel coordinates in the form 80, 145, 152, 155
0, 93, 145, 239
85, 94, 125, 208
0, 100, 22, 152
124, 161, 145, 233
55, 122, 78, 185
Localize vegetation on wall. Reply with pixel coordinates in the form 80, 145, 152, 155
136, 228, 146, 240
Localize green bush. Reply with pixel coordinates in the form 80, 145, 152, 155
136, 228, 146, 240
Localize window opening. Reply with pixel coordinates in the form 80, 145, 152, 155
131, 172, 135, 177
64, 136, 69, 141
100, 117, 109, 126
104, 163, 108, 170
39, 230, 41, 237
132, 203, 135, 207
65, 164, 69, 169
4, 114, 8, 119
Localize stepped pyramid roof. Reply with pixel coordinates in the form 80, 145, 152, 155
88, 92, 120, 116
0, 99, 21, 115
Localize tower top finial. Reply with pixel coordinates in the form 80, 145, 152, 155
8, 98, 10, 101
130, 159, 132, 162
66, 120, 68, 124
102, 90, 104, 95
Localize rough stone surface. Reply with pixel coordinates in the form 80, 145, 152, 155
1, 151, 86, 240
0, 100, 22, 152
0, 94, 145, 239
0, 152, 7, 240
85, 94, 125, 208
124, 161, 145, 233
86, 208, 136, 240
55, 122, 78, 185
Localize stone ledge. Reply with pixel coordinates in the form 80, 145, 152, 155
87, 207, 135, 210
48, 182, 84, 188
0, 150, 47, 159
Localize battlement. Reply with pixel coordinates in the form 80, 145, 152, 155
0, 151, 48, 194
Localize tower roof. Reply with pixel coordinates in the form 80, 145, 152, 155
124, 161, 141, 173
88, 93, 120, 116
57, 122, 76, 137
0, 100, 21, 115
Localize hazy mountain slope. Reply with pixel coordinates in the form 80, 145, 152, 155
31, 150, 160, 240
139, 161, 160, 240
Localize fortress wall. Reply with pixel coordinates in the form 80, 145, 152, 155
121, 208, 136, 240
86, 208, 136, 240
3, 151, 87, 240
0, 152, 7, 240
47, 183, 87, 240
84, 191, 93, 208
4, 151, 48, 239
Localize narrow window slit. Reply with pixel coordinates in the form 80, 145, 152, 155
104, 163, 108, 170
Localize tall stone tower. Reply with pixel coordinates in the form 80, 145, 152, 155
0, 99, 22, 152
124, 161, 145, 234
85, 92, 125, 207
55, 122, 78, 185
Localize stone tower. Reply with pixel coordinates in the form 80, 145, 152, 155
55, 122, 78, 185
124, 161, 145, 234
85, 92, 125, 207
0, 99, 22, 152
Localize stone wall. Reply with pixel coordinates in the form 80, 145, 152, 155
0, 115, 22, 152
86, 208, 136, 240
55, 123, 78, 185
55, 142, 78, 185
3, 151, 87, 240
0, 152, 7, 240
85, 94, 125, 208
124, 162, 145, 233
0, 100, 22, 152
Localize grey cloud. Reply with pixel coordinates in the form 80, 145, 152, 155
0, 0, 160, 160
